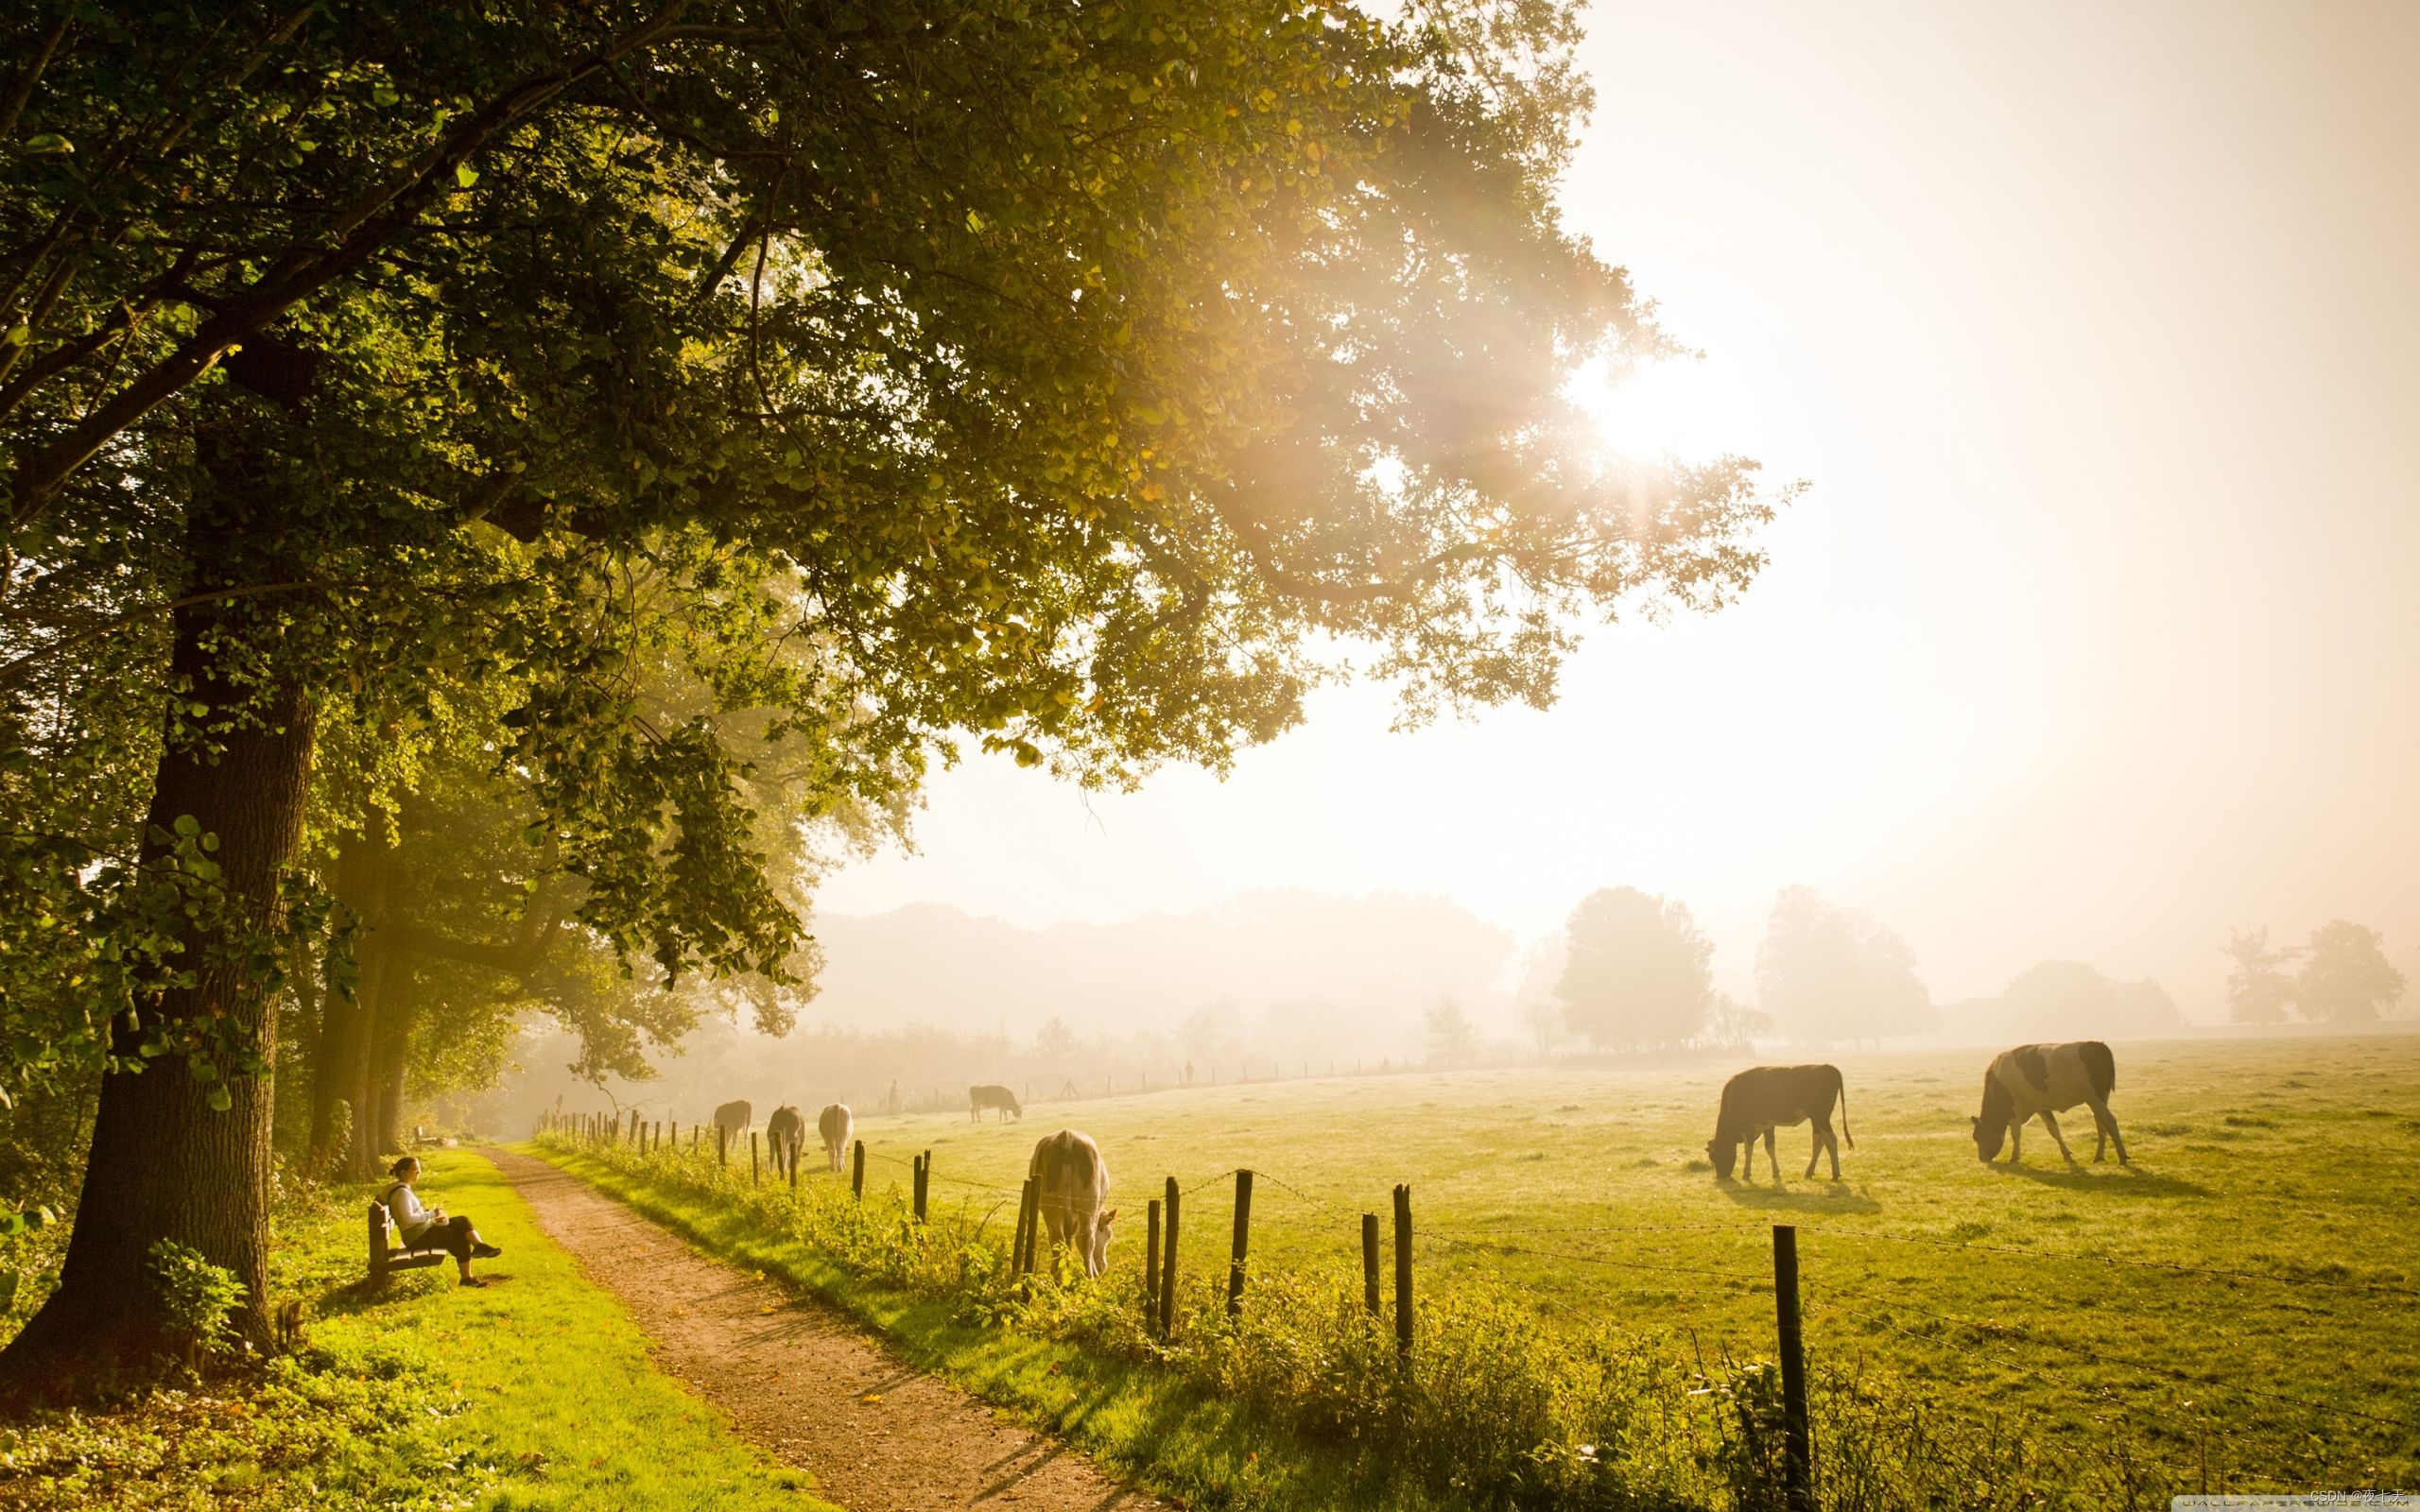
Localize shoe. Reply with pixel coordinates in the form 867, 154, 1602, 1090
471, 1243, 502, 1259
458, 1275, 487, 1288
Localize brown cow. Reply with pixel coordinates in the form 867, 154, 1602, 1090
1028, 1128, 1116, 1277
1972, 1041, 2127, 1166
970, 1084, 1023, 1122
1706, 1064, 1854, 1182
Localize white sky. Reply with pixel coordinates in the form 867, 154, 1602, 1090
820, 2, 2420, 1017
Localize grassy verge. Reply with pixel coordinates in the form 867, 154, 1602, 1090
531, 1135, 2179, 1512
0, 1149, 831, 1511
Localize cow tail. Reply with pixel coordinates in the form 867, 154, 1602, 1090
2082, 1040, 2117, 1103
1835, 1067, 1855, 1149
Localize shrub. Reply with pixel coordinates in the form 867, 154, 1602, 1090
147, 1238, 249, 1369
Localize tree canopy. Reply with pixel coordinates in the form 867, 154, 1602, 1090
2293, 921, 2405, 1024
0, 0, 1789, 1374
1754, 885, 1932, 1046
1554, 885, 1713, 1051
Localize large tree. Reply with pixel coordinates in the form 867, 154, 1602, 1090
2221, 926, 2297, 1025
2293, 921, 2405, 1024
1754, 885, 1932, 1046
2, 0, 1785, 1377
1555, 886, 1714, 1052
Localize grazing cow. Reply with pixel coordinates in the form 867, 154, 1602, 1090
969, 1084, 1023, 1123
1028, 1128, 1117, 1277
712, 1100, 752, 1142
766, 1105, 805, 1173
1706, 1065, 1855, 1182
1973, 1041, 2128, 1166
818, 1103, 853, 1174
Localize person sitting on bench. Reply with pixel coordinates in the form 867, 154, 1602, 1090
384, 1156, 502, 1286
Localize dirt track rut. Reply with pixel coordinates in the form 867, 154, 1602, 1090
484, 1147, 1169, 1512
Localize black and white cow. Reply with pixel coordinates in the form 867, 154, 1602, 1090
1972, 1041, 2128, 1166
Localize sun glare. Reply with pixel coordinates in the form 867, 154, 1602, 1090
1564, 352, 1760, 466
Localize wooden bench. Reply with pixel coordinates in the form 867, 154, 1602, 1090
367, 1200, 448, 1286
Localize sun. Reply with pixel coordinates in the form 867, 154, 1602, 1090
1562, 350, 1763, 466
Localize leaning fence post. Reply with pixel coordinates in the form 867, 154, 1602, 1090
1362, 1212, 1381, 1316
1159, 1176, 1181, 1337
1146, 1198, 1162, 1325
852, 1139, 865, 1199
1772, 1224, 1814, 1506
1226, 1170, 1253, 1319
1392, 1183, 1413, 1357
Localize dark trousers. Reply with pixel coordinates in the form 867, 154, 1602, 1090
421, 1215, 475, 1260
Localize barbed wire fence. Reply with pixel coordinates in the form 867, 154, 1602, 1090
529, 1106, 2417, 1503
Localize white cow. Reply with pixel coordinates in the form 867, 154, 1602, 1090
818, 1103, 853, 1175
1029, 1128, 1117, 1277
1972, 1040, 2130, 1166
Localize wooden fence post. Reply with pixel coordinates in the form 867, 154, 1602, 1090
670, 1119, 678, 1152
1013, 1178, 1035, 1276
1020, 1178, 1042, 1275
750, 1130, 759, 1184
1226, 1170, 1253, 1320
1392, 1183, 1413, 1357
1145, 1198, 1162, 1326
717, 1123, 727, 1167
913, 1151, 929, 1221
788, 1134, 800, 1189
1362, 1212, 1381, 1316
1772, 1224, 1813, 1506
852, 1139, 865, 1199
1158, 1176, 1180, 1337
652, 1121, 661, 1153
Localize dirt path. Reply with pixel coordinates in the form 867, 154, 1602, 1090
484, 1147, 1171, 1512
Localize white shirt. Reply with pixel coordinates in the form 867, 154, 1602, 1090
386, 1182, 437, 1243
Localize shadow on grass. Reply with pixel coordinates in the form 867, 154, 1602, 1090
1717, 1181, 1882, 1215
1987, 1161, 2210, 1198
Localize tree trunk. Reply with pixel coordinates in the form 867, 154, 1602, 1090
311, 828, 394, 1179
0, 610, 316, 1380
371, 970, 412, 1157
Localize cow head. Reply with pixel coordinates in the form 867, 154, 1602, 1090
1973, 1071, 2013, 1160
1971, 1114, 2006, 1160
1705, 1137, 1737, 1180
1089, 1208, 1117, 1276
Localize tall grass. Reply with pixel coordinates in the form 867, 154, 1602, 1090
535, 1131, 2187, 1511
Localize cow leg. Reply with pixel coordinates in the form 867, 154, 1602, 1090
2008, 1120, 2022, 1163
1762, 1127, 1781, 1183
2088, 1098, 2130, 1165
2037, 1109, 2078, 1166
1811, 1117, 1841, 1180
1804, 1120, 1823, 1178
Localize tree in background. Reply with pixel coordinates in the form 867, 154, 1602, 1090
1555, 887, 1713, 1051
1426, 997, 1477, 1067
2221, 927, 2298, 1025
1753, 886, 1933, 1046
1999, 961, 2180, 1040
1698, 992, 1773, 1053
2293, 921, 2405, 1023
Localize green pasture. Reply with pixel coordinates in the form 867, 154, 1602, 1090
774, 1032, 2420, 1491
0, 1150, 827, 1511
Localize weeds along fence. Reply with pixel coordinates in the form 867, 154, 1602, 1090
529, 1110, 2415, 1512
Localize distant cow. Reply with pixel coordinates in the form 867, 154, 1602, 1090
1707, 1065, 1854, 1182
1028, 1128, 1116, 1277
1973, 1041, 2128, 1166
818, 1103, 853, 1174
712, 1100, 752, 1143
970, 1084, 1023, 1122
766, 1105, 805, 1173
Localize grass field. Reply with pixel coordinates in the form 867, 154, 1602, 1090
0, 1150, 830, 1511
714, 1031, 2420, 1496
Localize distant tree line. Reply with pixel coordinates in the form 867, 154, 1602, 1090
2222, 922, 2407, 1024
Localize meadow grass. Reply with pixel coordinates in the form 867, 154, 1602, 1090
0, 1149, 830, 1510
577, 1032, 2420, 1502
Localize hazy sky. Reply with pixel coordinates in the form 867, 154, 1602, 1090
820, 2, 2420, 1018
